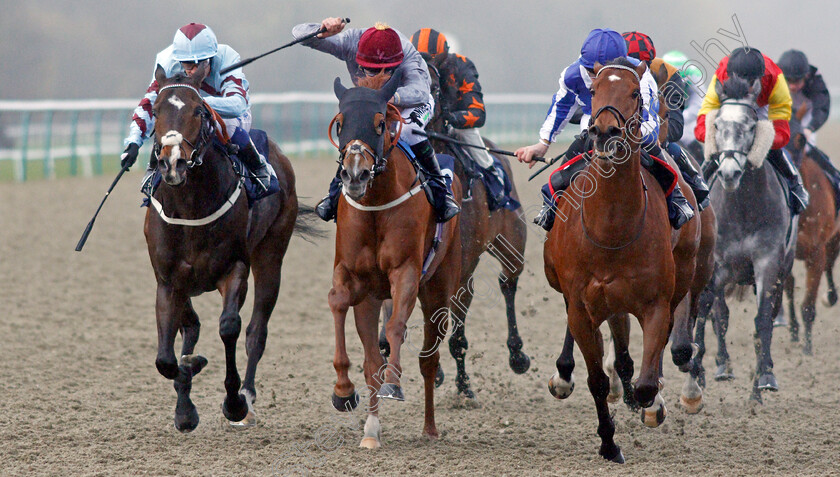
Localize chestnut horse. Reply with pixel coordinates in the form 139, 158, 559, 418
144, 67, 303, 431
782, 128, 840, 354
379, 57, 530, 399
543, 59, 701, 463
327, 72, 462, 448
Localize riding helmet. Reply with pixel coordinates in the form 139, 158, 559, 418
777, 49, 810, 81
410, 28, 449, 59
172, 23, 218, 63
579, 28, 628, 69
623, 31, 656, 64
356, 22, 404, 69
726, 47, 765, 82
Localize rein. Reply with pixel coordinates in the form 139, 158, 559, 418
581, 172, 649, 250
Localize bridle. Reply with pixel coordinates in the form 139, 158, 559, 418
709, 100, 760, 177
153, 83, 214, 168
328, 103, 404, 182
590, 64, 644, 135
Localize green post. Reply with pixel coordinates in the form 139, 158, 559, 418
93, 110, 103, 175
43, 110, 54, 179
20, 111, 31, 182
69, 110, 80, 176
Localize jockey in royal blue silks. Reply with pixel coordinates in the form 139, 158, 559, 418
514, 28, 695, 232
120, 23, 278, 197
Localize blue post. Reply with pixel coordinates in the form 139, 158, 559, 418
93, 110, 103, 175
69, 110, 80, 176
20, 112, 31, 182
43, 110, 54, 179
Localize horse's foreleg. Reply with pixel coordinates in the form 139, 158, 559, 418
711, 286, 734, 381
378, 300, 393, 358
786, 273, 799, 341
379, 267, 421, 400
449, 284, 474, 398
499, 274, 530, 374
692, 287, 713, 388
353, 297, 385, 449
824, 233, 840, 306
608, 313, 637, 411
801, 249, 825, 355
568, 305, 623, 463
751, 269, 784, 402
218, 261, 250, 424
549, 325, 576, 399
155, 285, 199, 432
329, 265, 359, 412
637, 300, 670, 428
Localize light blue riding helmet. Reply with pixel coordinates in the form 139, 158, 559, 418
172, 23, 218, 62
579, 28, 628, 69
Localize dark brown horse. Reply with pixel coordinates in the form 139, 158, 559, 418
327, 72, 462, 448
542, 59, 702, 463
145, 67, 302, 431
783, 130, 840, 354
379, 56, 530, 399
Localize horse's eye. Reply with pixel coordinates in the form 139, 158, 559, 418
632, 90, 641, 98
375, 119, 385, 135
590, 88, 595, 96
194, 107, 203, 117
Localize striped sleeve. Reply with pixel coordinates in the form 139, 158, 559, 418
539, 68, 581, 143
125, 79, 159, 148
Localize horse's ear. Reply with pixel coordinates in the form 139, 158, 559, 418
635, 62, 648, 80
655, 65, 668, 87
333, 77, 347, 99
715, 79, 726, 100
748, 78, 762, 99
593, 62, 603, 75
379, 68, 403, 102
155, 64, 167, 84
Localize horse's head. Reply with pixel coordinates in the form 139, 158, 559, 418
151, 65, 213, 187
710, 76, 769, 190
330, 69, 402, 200
588, 58, 648, 162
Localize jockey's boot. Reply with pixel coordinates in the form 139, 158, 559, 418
666, 141, 710, 210
534, 183, 556, 231
411, 140, 461, 223
316, 171, 343, 222
140, 149, 158, 197
642, 150, 695, 229
230, 127, 278, 195
768, 148, 809, 214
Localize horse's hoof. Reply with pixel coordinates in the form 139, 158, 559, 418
174, 406, 199, 433
824, 289, 838, 307
607, 388, 622, 404
435, 367, 445, 388
222, 393, 249, 423
359, 437, 381, 449
757, 373, 779, 392
641, 394, 667, 428
548, 372, 574, 400
714, 364, 734, 381
459, 388, 476, 400
790, 331, 800, 343
331, 391, 360, 412
803, 340, 813, 356
509, 352, 531, 374
377, 383, 404, 401
773, 314, 788, 328
179, 354, 208, 376
600, 446, 625, 464
679, 394, 704, 414
228, 389, 256, 428
423, 429, 440, 441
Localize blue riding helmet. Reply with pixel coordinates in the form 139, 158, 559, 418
172, 23, 218, 63
580, 28, 628, 69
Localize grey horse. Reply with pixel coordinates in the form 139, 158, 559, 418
692, 78, 797, 403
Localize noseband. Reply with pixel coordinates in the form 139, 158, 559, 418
154, 83, 214, 168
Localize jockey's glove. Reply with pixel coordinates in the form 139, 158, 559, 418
121, 143, 140, 169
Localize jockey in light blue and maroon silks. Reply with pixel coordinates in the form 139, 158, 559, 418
515, 28, 695, 232
120, 23, 277, 196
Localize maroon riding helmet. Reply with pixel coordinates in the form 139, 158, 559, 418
356, 23, 404, 69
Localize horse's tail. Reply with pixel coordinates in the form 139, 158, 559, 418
294, 202, 328, 243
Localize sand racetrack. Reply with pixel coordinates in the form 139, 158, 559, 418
2, 152, 839, 476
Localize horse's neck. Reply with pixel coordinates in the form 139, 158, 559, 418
589, 152, 644, 213
362, 145, 416, 206
158, 152, 236, 214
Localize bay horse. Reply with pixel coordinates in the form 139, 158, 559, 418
542, 59, 702, 463
327, 71, 462, 448
378, 56, 530, 399
694, 76, 796, 402
145, 66, 303, 431
781, 122, 840, 355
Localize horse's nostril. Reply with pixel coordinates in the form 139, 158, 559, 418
340, 170, 350, 181
360, 170, 371, 181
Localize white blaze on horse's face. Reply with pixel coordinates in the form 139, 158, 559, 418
339, 139, 374, 200
715, 105, 757, 190
168, 95, 185, 110
608, 74, 621, 82
160, 130, 186, 186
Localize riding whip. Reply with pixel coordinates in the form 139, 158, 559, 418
416, 130, 546, 163
528, 153, 567, 181
74, 166, 129, 252
220, 18, 350, 75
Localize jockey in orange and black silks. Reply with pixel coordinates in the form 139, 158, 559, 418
121, 23, 278, 197
515, 28, 695, 232
293, 18, 460, 223
695, 46, 809, 214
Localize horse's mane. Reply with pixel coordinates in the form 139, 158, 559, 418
722, 76, 751, 100
357, 72, 392, 90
